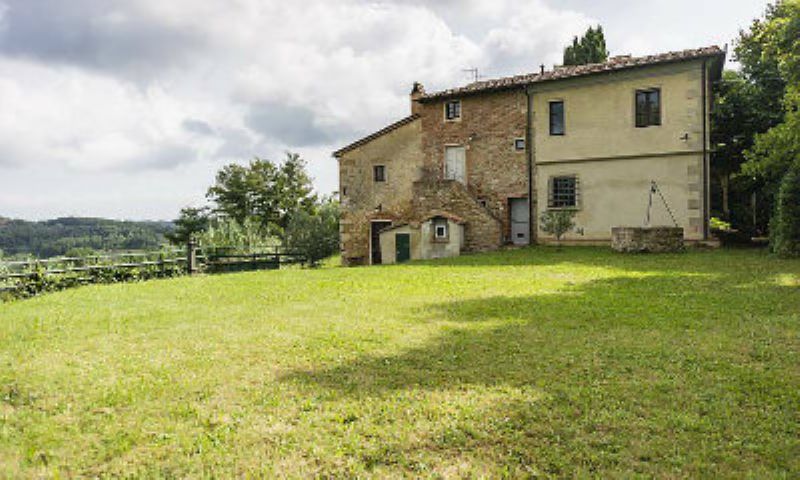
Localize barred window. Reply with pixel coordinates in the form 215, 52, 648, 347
548, 175, 579, 208
635, 88, 661, 127
445, 100, 461, 120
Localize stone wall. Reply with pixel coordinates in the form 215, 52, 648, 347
338, 118, 423, 266
412, 179, 502, 252
611, 227, 685, 253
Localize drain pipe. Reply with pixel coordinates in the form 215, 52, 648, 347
525, 86, 535, 243
701, 60, 709, 240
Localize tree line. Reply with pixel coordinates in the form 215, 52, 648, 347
0, 217, 171, 259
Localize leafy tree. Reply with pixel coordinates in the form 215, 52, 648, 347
740, 0, 800, 238
770, 160, 800, 256
206, 152, 316, 237
285, 198, 340, 267
166, 207, 210, 246
539, 209, 576, 246
563, 26, 608, 66
711, 70, 783, 226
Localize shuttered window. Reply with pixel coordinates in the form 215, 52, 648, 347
635, 88, 661, 127
548, 175, 580, 208
445, 100, 461, 120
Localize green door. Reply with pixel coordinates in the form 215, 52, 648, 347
395, 233, 411, 263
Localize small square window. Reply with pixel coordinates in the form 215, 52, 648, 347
445, 100, 461, 120
514, 138, 526, 151
373, 165, 386, 182
435, 224, 447, 238
549, 101, 565, 135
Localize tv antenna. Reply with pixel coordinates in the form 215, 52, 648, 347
462, 68, 482, 83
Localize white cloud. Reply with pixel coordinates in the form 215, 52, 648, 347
0, 0, 755, 220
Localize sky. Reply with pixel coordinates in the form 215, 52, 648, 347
0, 0, 770, 221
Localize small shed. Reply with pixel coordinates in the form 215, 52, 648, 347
379, 212, 465, 264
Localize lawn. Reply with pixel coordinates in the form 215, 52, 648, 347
1, 247, 798, 478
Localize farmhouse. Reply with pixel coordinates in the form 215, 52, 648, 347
334, 46, 726, 266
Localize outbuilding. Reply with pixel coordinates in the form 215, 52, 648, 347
379, 212, 465, 264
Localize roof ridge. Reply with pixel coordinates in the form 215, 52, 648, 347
420, 45, 725, 101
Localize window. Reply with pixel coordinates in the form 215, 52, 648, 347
433, 218, 448, 240
373, 165, 386, 182
549, 101, 565, 135
514, 138, 526, 151
635, 88, 661, 127
341, 186, 347, 197
445, 100, 461, 120
548, 175, 579, 208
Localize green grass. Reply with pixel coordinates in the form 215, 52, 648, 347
1, 247, 798, 478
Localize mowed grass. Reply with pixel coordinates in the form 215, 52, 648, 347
1, 247, 798, 478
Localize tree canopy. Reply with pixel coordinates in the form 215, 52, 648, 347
563, 26, 608, 66
206, 152, 316, 237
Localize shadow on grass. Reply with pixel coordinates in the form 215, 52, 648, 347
280, 268, 798, 474
283, 271, 798, 394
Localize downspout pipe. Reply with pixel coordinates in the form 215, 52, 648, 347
525, 87, 535, 243
701, 60, 709, 240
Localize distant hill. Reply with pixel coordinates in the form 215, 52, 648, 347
0, 217, 175, 258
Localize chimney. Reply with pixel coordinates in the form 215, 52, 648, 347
410, 82, 425, 116
540, 64, 545, 74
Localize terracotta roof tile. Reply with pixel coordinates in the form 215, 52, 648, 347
420, 46, 725, 101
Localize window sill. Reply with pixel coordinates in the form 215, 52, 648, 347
546, 206, 580, 211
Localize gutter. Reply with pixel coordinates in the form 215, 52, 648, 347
701, 60, 709, 240
525, 87, 535, 243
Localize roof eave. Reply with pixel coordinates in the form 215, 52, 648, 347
419, 49, 727, 103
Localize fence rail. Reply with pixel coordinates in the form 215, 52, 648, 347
0, 244, 306, 299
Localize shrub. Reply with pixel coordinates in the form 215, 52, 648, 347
539, 209, 577, 245
770, 160, 800, 257
285, 201, 340, 267
198, 217, 279, 255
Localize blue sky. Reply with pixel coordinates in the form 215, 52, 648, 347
0, 0, 769, 220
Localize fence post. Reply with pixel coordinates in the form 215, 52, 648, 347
187, 240, 197, 275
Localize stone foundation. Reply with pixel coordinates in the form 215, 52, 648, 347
611, 227, 685, 253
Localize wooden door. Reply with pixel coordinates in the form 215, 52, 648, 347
395, 233, 411, 263
444, 146, 466, 184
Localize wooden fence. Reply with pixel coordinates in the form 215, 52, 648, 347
0, 244, 306, 297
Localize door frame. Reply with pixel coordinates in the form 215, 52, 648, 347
369, 219, 392, 265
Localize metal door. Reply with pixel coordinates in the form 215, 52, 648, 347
395, 233, 411, 263
510, 198, 530, 245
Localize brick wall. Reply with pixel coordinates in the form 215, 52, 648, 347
417, 89, 529, 242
